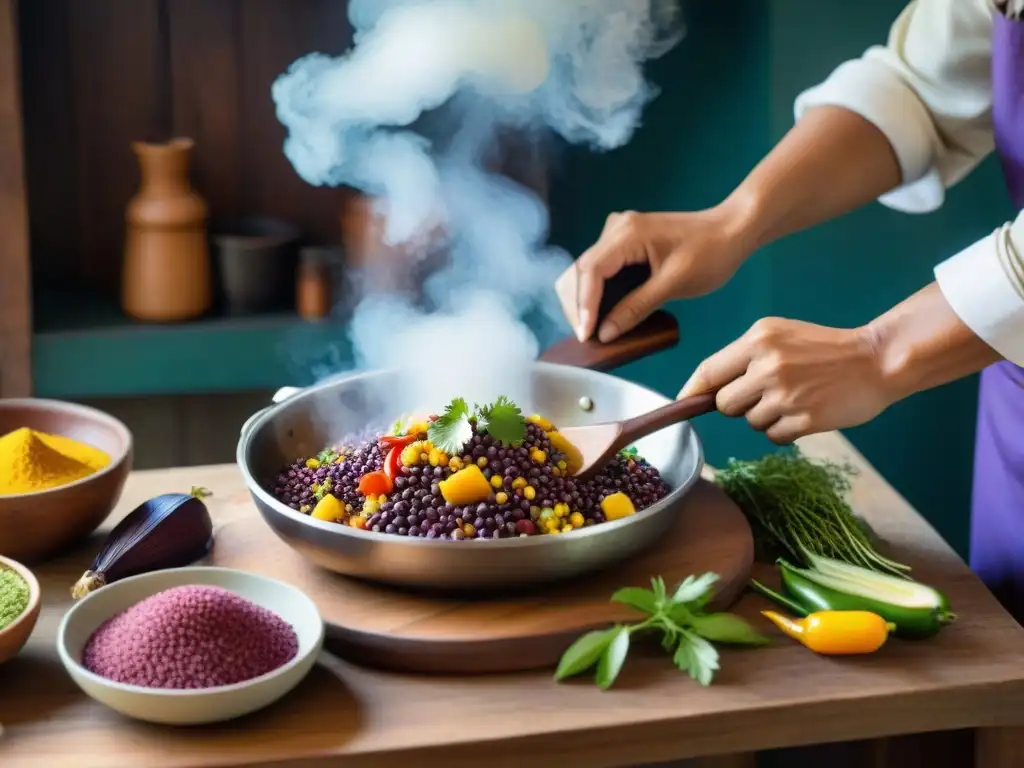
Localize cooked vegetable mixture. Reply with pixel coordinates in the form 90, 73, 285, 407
271, 396, 670, 540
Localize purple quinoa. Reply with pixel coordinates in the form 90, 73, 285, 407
270, 402, 670, 541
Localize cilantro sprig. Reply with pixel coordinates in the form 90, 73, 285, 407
427, 398, 474, 455
554, 572, 769, 690
427, 396, 527, 455
475, 395, 526, 446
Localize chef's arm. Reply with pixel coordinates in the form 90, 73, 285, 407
789, 0, 995, 214
737, 0, 1024, 376
788, 0, 1024, 373
725, 106, 902, 251
867, 211, 1024, 396
867, 282, 1005, 401
730, 0, 994, 247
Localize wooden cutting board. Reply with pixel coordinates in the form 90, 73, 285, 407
212, 479, 754, 674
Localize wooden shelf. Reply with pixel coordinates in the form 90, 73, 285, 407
32, 288, 352, 399
1, 1, 553, 400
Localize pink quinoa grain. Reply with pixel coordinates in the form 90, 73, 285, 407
82, 585, 299, 689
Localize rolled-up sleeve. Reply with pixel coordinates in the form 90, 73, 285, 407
796, 0, 1024, 366
935, 213, 1024, 366
794, 0, 994, 214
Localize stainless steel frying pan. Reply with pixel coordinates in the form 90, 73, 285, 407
235, 312, 706, 592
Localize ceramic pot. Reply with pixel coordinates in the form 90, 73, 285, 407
213, 217, 301, 315
122, 138, 212, 322
339, 193, 447, 300
296, 246, 344, 321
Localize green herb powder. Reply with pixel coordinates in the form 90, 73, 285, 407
0, 566, 30, 630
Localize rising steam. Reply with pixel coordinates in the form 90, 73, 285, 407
272, 0, 683, 412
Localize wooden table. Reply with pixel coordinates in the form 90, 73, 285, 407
2, 432, 1023, 768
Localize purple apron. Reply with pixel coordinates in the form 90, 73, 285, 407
968, 9, 1024, 619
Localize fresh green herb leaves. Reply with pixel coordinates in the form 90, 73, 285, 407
596, 627, 630, 689
312, 478, 333, 501
427, 396, 527, 455
476, 395, 526, 446
555, 629, 614, 680
685, 612, 772, 646
389, 418, 405, 437
427, 398, 473, 455
316, 448, 339, 465
618, 445, 640, 459
713, 448, 910, 576
674, 631, 719, 687
609, 586, 657, 614
672, 573, 718, 605
555, 572, 769, 690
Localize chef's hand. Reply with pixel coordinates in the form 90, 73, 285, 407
678, 317, 894, 444
554, 205, 752, 343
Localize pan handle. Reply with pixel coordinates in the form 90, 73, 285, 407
538, 310, 679, 372
239, 386, 304, 439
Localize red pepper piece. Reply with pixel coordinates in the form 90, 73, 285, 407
358, 471, 394, 497
379, 434, 416, 450
383, 447, 402, 481
516, 519, 537, 535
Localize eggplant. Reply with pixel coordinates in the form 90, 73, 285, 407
71, 487, 214, 599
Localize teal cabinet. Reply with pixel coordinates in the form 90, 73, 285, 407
550, 0, 1013, 557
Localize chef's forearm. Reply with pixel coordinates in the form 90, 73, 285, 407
721, 106, 902, 253
865, 282, 1002, 402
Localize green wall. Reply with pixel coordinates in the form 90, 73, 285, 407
550, 0, 1014, 558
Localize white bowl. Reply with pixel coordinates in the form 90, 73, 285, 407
56, 566, 324, 725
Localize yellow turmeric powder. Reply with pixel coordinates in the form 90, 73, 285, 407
0, 427, 110, 495
35, 430, 110, 472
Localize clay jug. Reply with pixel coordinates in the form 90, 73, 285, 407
339, 191, 447, 300
122, 138, 212, 321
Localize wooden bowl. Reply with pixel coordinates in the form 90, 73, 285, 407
0, 399, 133, 563
0, 555, 41, 664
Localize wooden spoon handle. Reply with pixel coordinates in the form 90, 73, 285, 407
538, 310, 679, 372
618, 392, 718, 445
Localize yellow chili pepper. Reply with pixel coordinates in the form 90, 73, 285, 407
761, 610, 895, 655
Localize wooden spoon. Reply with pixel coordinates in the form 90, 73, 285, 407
559, 392, 718, 481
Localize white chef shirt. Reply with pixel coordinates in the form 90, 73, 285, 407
794, 0, 1024, 367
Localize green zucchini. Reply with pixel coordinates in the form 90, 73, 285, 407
778, 558, 955, 640
805, 552, 952, 612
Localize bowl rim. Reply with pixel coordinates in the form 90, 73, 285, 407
0, 398, 133, 499
0, 554, 40, 640
55, 566, 325, 697
236, 362, 706, 550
